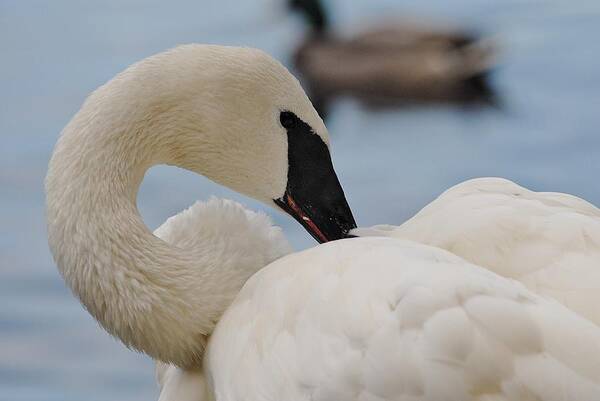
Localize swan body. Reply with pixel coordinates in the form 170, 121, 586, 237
159, 184, 600, 401
353, 177, 600, 326
207, 237, 600, 400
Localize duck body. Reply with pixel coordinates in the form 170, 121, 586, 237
290, 0, 495, 113
206, 237, 600, 400
295, 29, 494, 109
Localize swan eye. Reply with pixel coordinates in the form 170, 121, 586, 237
280, 111, 298, 129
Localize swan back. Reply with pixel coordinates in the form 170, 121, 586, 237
206, 237, 600, 400
353, 177, 600, 326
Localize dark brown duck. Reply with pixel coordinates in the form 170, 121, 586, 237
290, 0, 497, 116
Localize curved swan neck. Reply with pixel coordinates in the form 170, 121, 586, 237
46, 80, 254, 369
45, 44, 328, 369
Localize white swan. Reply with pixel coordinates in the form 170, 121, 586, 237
45, 44, 355, 367
46, 45, 600, 401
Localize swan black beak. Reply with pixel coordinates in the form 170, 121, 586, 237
274, 111, 356, 243
275, 190, 355, 243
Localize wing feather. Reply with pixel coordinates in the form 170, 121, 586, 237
353, 178, 600, 325
207, 238, 600, 401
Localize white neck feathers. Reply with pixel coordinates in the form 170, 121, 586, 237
45, 45, 292, 367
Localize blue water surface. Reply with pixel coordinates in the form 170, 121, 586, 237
1, 0, 599, 400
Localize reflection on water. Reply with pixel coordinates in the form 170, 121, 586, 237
1, 0, 599, 400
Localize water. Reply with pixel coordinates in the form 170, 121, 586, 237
1, 0, 599, 399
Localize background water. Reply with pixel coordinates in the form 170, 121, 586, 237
1, 0, 599, 400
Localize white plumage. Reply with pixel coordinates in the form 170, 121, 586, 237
353, 177, 600, 326
201, 177, 600, 400
207, 237, 600, 401
154, 198, 291, 273
46, 44, 330, 368
154, 198, 292, 401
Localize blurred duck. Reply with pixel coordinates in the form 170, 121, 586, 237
289, 0, 496, 115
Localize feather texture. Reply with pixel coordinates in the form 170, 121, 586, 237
170, 178, 600, 401
207, 237, 600, 401
154, 198, 291, 401
352, 178, 600, 325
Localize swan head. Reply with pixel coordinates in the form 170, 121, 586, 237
47, 44, 357, 368
111, 44, 356, 242
159, 45, 356, 242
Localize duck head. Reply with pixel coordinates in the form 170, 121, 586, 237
289, 0, 329, 35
